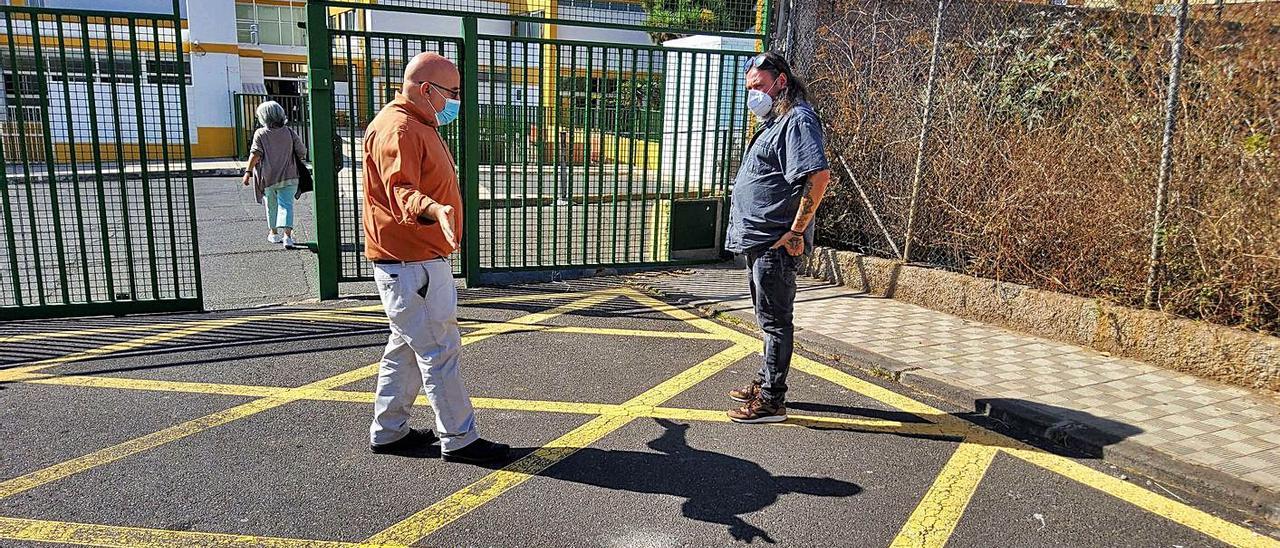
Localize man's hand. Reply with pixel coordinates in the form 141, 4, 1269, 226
425, 202, 458, 249
770, 230, 805, 256
241, 172, 251, 187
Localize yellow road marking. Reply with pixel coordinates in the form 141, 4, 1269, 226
297, 313, 724, 341
0, 308, 386, 345
4, 286, 1274, 547
754, 318, 1277, 546
890, 443, 1000, 548
0, 516, 391, 548
0, 395, 289, 499
460, 292, 597, 306
1002, 444, 1280, 548
0, 292, 614, 503
15, 373, 956, 438
363, 343, 755, 545
23, 375, 285, 399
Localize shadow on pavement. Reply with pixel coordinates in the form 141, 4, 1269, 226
504, 418, 862, 544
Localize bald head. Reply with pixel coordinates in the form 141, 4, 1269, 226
402, 52, 461, 120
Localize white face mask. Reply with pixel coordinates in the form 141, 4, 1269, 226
746, 78, 781, 120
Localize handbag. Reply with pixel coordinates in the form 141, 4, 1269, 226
292, 127, 313, 199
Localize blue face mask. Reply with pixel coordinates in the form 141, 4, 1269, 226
436, 98, 461, 127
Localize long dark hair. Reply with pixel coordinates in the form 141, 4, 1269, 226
750, 51, 810, 116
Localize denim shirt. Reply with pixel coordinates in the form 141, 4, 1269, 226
725, 101, 829, 255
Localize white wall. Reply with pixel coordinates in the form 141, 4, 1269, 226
185, 0, 240, 134
186, 0, 237, 44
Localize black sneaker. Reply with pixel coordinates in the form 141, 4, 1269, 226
442, 438, 511, 464
370, 428, 438, 455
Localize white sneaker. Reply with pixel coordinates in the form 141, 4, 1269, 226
267, 233, 282, 244
282, 236, 296, 249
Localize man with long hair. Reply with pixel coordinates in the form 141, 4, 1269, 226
725, 51, 833, 423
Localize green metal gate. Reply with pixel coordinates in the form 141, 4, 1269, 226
307, 0, 770, 297
0, 2, 200, 320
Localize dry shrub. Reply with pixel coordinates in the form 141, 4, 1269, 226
801, 0, 1279, 334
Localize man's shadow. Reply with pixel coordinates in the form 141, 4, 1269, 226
535, 419, 862, 544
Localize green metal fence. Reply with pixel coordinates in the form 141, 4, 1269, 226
308, 0, 768, 296
234, 93, 311, 161
0, 2, 200, 320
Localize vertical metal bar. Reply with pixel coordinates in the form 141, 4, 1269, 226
504, 39, 513, 268
567, 44, 578, 264
345, 32, 359, 281
126, 18, 159, 298
611, 47, 623, 263
169, 0, 200, 305
697, 50, 712, 199
584, 46, 594, 264
81, 15, 114, 302
901, 0, 945, 263
34, 12, 71, 303
55, 15, 92, 301
709, 55, 724, 199
233, 94, 244, 159
667, 50, 681, 212
518, 39, 529, 269
761, 0, 774, 50
594, 48, 607, 263
363, 33, 374, 127
723, 55, 743, 194
0, 66, 20, 306
152, 18, 180, 297
535, 41, 545, 267
1145, 0, 1190, 308
644, 50, 658, 261
486, 37, 496, 269
623, 48, 638, 262
306, 2, 339, 299
104, 17, 138, 301
683, 52, 696, 198
7, 13, 45, 305
462, 17, 482, 284
551, 43, 562, 265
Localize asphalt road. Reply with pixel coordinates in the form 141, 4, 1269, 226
0, 279, 1275, 547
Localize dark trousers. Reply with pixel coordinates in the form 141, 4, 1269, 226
746, 247, 798, 403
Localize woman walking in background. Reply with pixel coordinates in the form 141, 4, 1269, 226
241, 100, 308, 249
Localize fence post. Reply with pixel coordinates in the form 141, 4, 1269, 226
1144, 0, 1191, 308
173, 0, 203, 306
901, 0, 945, 263
462, 17, 482, 286
305, 2, 340, 300
232, 93, 244, 160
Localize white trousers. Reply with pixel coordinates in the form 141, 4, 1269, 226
370, 259, 479, 451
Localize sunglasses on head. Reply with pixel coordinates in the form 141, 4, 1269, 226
743, 53, 781, 74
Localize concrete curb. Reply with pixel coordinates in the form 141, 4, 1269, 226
627, 275, 1280, 527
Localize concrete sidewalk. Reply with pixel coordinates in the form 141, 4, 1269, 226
627, 264, 1280, 525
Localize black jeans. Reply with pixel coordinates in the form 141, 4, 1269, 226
746, 247, 798, 404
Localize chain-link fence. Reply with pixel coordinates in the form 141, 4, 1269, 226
785, 0, 1278, 334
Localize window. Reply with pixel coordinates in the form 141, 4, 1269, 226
262, 61, 306, 80
147, 58, 191, 85
515, 11, 544, 39
235, 2, 307, 47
